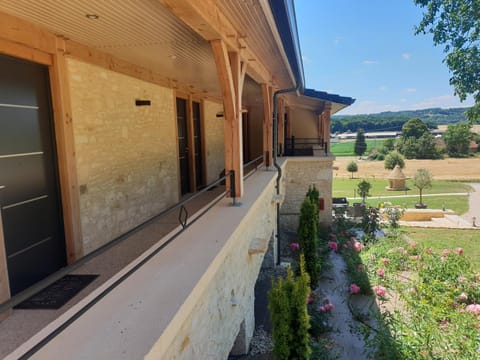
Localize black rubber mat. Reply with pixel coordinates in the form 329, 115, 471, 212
14, 274, 98, 310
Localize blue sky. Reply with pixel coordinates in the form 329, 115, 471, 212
294, 0, 475, 115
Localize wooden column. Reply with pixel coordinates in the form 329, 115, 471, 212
49, 38, 84, 263
285, 106, 292, 152
211, 39, 244, 198
262, 84, 273, 167
323, 104, 332, 154
278, 97, 285, 155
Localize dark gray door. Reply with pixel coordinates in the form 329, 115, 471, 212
0, 54, 66, 295
176, 98, 190, 195
192, 101, 204, 189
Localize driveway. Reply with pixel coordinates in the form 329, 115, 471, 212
462, 183, 480, 226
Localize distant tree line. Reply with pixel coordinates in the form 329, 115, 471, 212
332, 107, 470, 133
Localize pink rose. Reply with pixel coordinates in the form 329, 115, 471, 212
455, 247, 464, 255
382, 258, 390, 265
329, 233, 336, 240
441, 248, 451, 257
349, 283, 361, 294
374, 285, 386, 297
290, 242, 300, 251
376, 269, 385, 277
426, 248, 433, 255
465, 304, 480, 315
410, 255, 420, 261
357, 264, 364, 272
458, 293, 468, 302
327, 241, 338, 252
353, 241, 363, 253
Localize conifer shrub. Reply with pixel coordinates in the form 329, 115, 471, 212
269, 255, 311, 360
298, 196, 320, 286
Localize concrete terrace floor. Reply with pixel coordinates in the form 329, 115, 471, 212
0, 186, 225, 358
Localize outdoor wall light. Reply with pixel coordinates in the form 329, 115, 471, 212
135, 99, 151, 106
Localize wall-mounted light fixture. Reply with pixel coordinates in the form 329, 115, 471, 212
135, 99, 151, 106
85, 14, 99, 20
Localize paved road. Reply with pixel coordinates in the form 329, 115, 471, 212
462, 183, 480, 225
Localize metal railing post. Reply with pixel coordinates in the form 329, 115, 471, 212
230, 170, 236, 206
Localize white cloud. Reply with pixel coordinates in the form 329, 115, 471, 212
410, 95, 474, 110
363, 60, 378, 65
402, 53, 411, 60
406, 88, 417, 93
337, 100, 402, 115
378, 86, 388, 92
334, 36, 344, 46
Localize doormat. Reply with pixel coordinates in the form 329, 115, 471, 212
14, 274, 99, 310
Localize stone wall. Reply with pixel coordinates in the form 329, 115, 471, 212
203, 101, 225, 184
67, 58, 179, 254
280, 157, 334, 236
146, 174, 278, 359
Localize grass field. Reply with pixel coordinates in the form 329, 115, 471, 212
333, 178, 472, 197
403, 227, 480, 271
333, 179, 472, 214
330, 140, 377, 157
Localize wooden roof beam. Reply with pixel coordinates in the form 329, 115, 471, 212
159, 0, 272, 84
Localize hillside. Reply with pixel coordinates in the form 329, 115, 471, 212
332, 107, 470, 133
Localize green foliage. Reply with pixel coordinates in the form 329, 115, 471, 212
413, 168, 432, 205
398, 118, 442, 159
384, 151, 405, 170
269, 256, 311, 360
414, 0, 480, 123
360, 234, 480, 358
361, 207, 380, 244
444, 122, 473, 157
401, 118, 429, 139
346, 161, 358, 178
384, 207, 405, 229
298, 196, 320, 286
354, 129, 367, 157
382, 138, 396, 152
357, 180, 371, 203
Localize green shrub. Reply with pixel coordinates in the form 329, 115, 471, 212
298, 196, 320, 286
269, 255, 311, 360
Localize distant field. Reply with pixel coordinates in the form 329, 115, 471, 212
330, 140, 379, 157
333, 156, 480, 181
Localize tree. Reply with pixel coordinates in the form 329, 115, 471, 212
354, 129, 367, 157
347, 161, 358, 178
384, 151, 405, 170
357, 180, 371, 204
398, 118, 441, 159
401, 118, 429, 140
413, 168, 432, 206
414, 0, 480, 123
381, 138, 396, 154
444, 122, 472, 157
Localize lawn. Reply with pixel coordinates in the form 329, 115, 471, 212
403, 227, 480, 271
333, 178, 472, 197
330, 139, 377, 157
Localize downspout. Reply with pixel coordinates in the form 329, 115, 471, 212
273, 84, 301, 265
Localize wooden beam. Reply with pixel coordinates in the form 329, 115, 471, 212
158, 0, 271, 84
262, 84, 273, 166
187, 95, 196, 191
0, 10, 57, 54
0, 38, 52, 66
49, 38, 83, 263
211, 39, 243, 197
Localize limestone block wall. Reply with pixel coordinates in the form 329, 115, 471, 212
203, 101, 225, 184
67, 58, 178, 254
147, 175, 278, 359
280, 157, 334, 235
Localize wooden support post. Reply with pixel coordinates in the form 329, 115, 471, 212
211, 39, 244, 198
278, 97, 285, 155
262, 84, 273, 167
49, 39, 84, 263
285, 106, 291, 153
323, 104, 332, 154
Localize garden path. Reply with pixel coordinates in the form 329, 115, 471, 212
461, 183, 480, 225
316, 252, 370, 359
